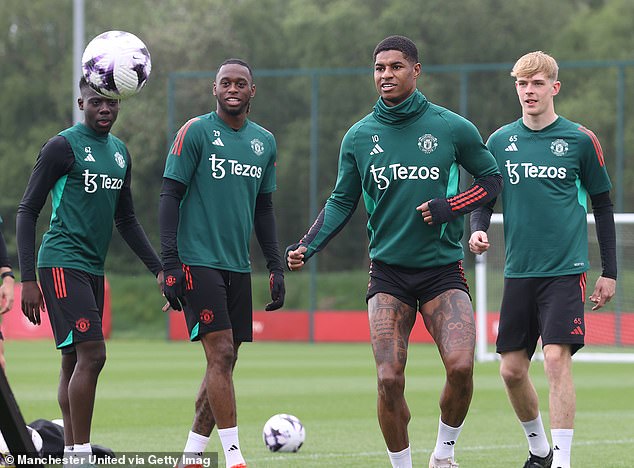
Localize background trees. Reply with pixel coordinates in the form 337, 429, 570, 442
1, 0, 632, 273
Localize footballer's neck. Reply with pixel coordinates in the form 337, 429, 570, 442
217, 109, 247, 131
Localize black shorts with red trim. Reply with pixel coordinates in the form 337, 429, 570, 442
496, 273, 587, 358
366, 259, 471, 310
38, 267, 105, 354
181, 265, 253, 343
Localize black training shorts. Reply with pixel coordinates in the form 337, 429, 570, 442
39, 267, 105, 354
181, 265, 253, 343
496, 273, 587, 358
366, 259, 470, 310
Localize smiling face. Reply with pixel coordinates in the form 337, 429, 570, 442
374, 49, 421, 106
78, 86, 119, 135
213, 63, 255, 121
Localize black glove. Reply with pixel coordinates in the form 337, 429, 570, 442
265, 270, 285, 311
162, 265, 187, 311
427, 198, 456, 225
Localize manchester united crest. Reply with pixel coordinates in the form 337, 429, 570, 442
418, 134, 438, 154
550, 139, 569, 157
251, 138, 265, 156
76, 318, 91, 332
114, 151, 126, 168
200, 309, 214, 325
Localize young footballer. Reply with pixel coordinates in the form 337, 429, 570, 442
469, 51, 617, 468
159, 58, 285, 468
16, 77, 163, 464
286, 36, 502, 468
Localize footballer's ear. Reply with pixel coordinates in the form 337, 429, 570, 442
250, 84, 256, 98
77, 97, 84, 111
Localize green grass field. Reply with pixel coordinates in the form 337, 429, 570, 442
5, 340, 634, 467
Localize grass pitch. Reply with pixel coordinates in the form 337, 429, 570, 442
5, 340, 634, 467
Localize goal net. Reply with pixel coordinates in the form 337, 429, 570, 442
475, 213, 634, 363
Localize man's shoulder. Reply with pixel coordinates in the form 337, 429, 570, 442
555, 116, 599, 142
344, 112, 375, 137
246, 119, 276, 142
107, 132, 127, 148
488, 119, 521, 143
424, 102, 481, 135
178, 113, 212, 132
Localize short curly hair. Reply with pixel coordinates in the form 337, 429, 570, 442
373, 35, 419, 64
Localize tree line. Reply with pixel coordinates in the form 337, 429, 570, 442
1, 0, 633, 273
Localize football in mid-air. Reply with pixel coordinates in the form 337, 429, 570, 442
81, 30, 151, 99
262, 413, 305, 453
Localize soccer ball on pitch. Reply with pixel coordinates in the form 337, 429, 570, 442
262, 413, 305, 453
0, 426, 43, 466
81, 30, 152, 99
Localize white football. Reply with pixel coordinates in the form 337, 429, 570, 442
81, 30, 151, 99
262, 413, 305, 453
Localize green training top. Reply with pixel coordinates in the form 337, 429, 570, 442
38, 123, 129, 274
302, 90, 500, 268
487, 116, 612, 277
164, 111, 277, 272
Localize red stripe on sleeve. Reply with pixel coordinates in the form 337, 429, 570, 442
169, 118, 200, 156
578, 126, 605, 167
448, 186, 488, 211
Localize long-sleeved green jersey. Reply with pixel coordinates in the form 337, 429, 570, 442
296, 90, 501, 268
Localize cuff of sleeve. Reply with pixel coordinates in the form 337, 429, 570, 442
1, 271, 14, 280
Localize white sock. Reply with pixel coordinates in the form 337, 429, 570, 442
63, 446, 74, 468
551, 428, 573, 468
433, 417, 463, 459
217, 426, 245, 468
179, 430, 210, 466
73, 443, 92, 464
521, 413, 551, 457
387, 445, 412, 468
184, 430, 210, 454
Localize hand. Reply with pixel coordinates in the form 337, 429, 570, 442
589, 276, 616, 311
286, 245, 307, 271
468, 231, 490, 255
416, 198, 453, 225
161, 266, 187, 311
416, 201, 434, 224
0, 275, 15, 315
20, 281, 45, 325
265, 270, 285, 311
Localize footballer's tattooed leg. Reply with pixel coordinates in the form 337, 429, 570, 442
192, 375, 215, 436
368, 293, 416, 451
420, 289, 475, 426
190, 342, 241, 436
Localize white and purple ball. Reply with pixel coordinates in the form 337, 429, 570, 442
81, 30, 151, 99
262, 413, 305, 453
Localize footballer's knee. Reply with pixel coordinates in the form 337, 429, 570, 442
76, 341, 106, 374
376, 364, 405, 400
500, 360, 529, 388
202, 332, 235, 374
445, 356, 474, 387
